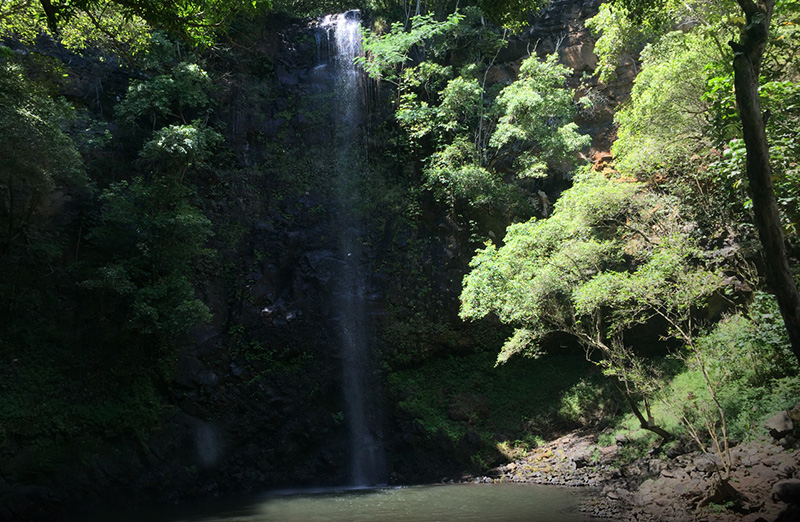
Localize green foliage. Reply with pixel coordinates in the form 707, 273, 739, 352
391, 38, 588, 214
612, 30, 726, 176
602, 0, 799, 241
700, 292, 795, 387
140, 122, 223, 179
761, 80, 800, 237
0, 52, 85, 250
86, 175, 213, 341
588, 0, 735, 82
387, 343, 602, 451
672, 293, 797, 443
461, 171, 717, 354
701, 77, 800, 237
0, 355, 164, 468
86, 82, 219, 344
0, 0, 270, 55
116, 62, 213, 128
461, 171, 723, 437
599, 292, 799, 458
227, 324, 318, 387
491, 53, 591, 177
586, 2, 657, 82
357, 11, 465, 84
477, 0, 544, 31
558, 376, 615, 425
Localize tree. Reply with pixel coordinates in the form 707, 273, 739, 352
460, 171, 723, 440
611, 30, 725, 175
85, 61, 220, 352
0, 49, 85, 254
357, 11, 465, 86
728, 0, 800, 361
115, 62, 214, 129
599, 0, 800, 361
363, 9, 590, 216
85, 123, 219, 348
490, 53, 591, 179
0, 0, 270, 54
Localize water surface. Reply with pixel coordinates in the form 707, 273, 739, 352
116, 484, 591, 522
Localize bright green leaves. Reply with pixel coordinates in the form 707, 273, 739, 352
460, 171, 723, 438
588, 0, 735, 82
357, 12, 465, 84
116, 62, 213, 127
761, 80, 800, 236
573, 235, 721, 330
141, 123, 223, 177
424, 138, 503, 207
612, 30, 724, 176
492, 54, 591, 178
361, 9, 589, 216
397, 75, 483, 139
586, 2, 664, 83
0, 0, 269, 63
0, 0, 50, 44
460, 171, 722, 363
704, 78, 800, 236
0, 0, 270, 54
438, 76, 483, 132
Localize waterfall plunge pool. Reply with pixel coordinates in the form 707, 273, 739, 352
91, 483, 594, 521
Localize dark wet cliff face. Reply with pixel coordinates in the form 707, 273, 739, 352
187, 0, 624, 489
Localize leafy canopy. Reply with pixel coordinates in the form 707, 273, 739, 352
0, 49, 85, 250
460, 170, 722, 364
612, 30, 725, 176
491, 53, 591, 178
378, 10, 589, 214
0, 0, 270, 55
356, 11, 464, 84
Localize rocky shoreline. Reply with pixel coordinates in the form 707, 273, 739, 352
468, 415, 800, 521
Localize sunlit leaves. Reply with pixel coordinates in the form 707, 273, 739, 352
613, 30, 724, 176
424, 137, 503, 206
356, 11, 464, 84
0, 0, 270, 56
460, 171, 720, 363
140, 122, 223, 174
115, 62, 212, 126
491, 54, 590, 177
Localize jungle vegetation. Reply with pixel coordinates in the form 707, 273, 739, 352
0, 0, 798, 502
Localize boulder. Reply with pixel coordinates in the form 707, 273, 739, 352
790, 403, 800, 423
773, 479, 800, 504
765, 411, 794, 440
571, 446, 594, 469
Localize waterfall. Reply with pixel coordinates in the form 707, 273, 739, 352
320, 10, 386, 488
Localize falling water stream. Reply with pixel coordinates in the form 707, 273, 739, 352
320, 10, 386, 487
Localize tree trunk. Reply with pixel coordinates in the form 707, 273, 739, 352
39, 0, 60, 33
612, 378, 672, 441
731, 0, 800, 361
